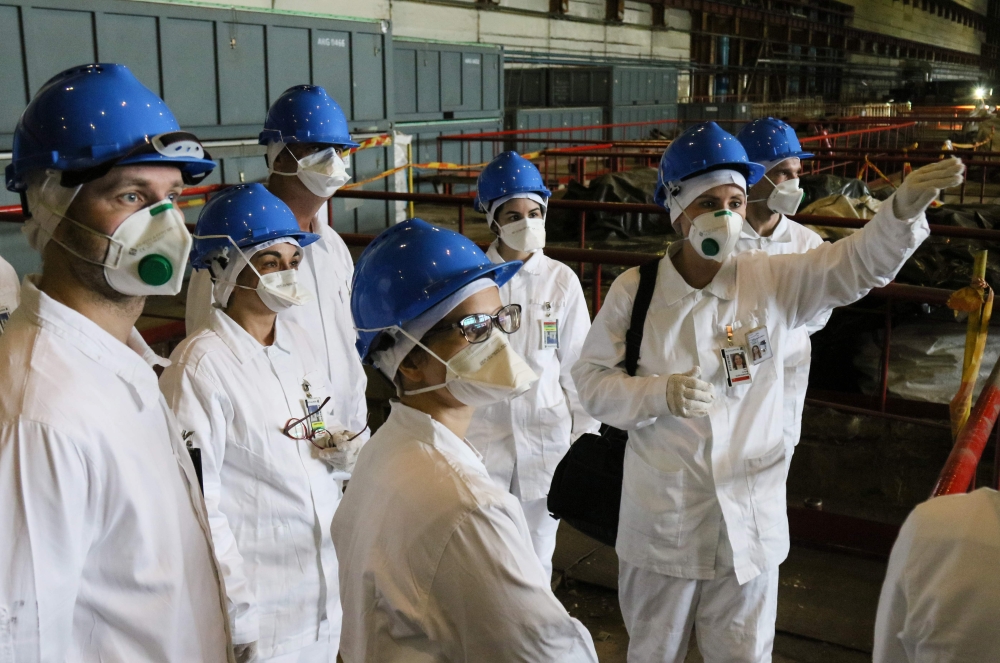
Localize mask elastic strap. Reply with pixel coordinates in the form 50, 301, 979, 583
356, 324, 456, 396
40, 201, 132, 269
747, 174, 777, 204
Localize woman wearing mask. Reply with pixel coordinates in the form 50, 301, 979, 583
466, 151, 600, 579
573, 122, 964, 662
332, 218, 598, 662
161, 184, 360, 663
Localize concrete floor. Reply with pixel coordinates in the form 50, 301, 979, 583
552, 525, 883, 663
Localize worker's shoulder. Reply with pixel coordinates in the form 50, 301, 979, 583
785, 217, 824, 248
908, 488, 1000, 538
167, 327, 231, 372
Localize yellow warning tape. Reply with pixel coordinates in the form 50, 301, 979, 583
347, 134, 394, 154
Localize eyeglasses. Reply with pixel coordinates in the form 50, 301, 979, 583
425, 304, 521, 345
283, 398, 370, 450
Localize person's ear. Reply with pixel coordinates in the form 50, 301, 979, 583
397, 349, 428, 390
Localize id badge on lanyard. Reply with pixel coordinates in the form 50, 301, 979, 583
301, 380, 327, 435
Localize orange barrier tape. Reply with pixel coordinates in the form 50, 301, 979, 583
347, 134, 393, 154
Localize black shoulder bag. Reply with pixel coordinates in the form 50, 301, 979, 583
546, 259, 660, 547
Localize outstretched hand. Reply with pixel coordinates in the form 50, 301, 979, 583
893, 157, 965, 220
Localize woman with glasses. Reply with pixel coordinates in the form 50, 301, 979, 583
332, 218, 598, 662
160, 183, 362, 663
466, 151, 600, 579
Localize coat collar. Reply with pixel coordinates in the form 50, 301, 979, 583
209, 307, 293, 365
19, 276, 167, 409
486, 241, 544, 274
656, 241, 738, 307
387, 400, 487, 471
740, 215, 792, 244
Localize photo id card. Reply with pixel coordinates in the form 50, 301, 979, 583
721, 346, 752, 387
303, 398, 327, 435
540, 319, 559, 349
745, 326, 773, 365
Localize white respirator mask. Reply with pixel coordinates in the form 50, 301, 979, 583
271, 145, 351, 198
685, 208, 744, 262
389, 326, 538, 407
751, 175, 805, 216
488, 193, 548, 253
198, 234, 315, 312
47, 199, 192, 296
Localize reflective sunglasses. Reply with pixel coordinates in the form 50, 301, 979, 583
425, 304, 521, 345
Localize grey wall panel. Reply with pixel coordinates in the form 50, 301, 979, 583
394, 48, 417, 116
349, 146, 390, 233
351, 32, 385, 122
510, 107, 603, 151
0, 7, 27, 133
440, 52, 462, 110
25, 8, 95, 94
399, 118, 502, 193
461, 52, 482, 112
416, 50, 440, 114
482, 53, 500, 112
161, 17, 218, 127
217, 22, 266, 126
312, 30, 353, 116
611, 104, 677, 140
218, 155, 269, 185
266, 26, 311, 105
96, 13, 160, 94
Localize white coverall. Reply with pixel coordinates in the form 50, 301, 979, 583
734, 216, 830, 464
331, 401, 599, 663
0, 278, 232, 663
0, 255, 18, 334
572, 199, 927, 662
466, 243, 600, 577
160, 309, 344, 662
186, 207, 368, 439
874, 488, 1000, 663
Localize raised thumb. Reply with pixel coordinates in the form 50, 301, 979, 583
682, 366, 702, 380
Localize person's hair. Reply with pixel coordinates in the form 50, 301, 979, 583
752, 346, 761, 359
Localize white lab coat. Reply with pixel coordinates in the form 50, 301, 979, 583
331, 401, 599, 663
186, 207, 368, 439
572, 199, 927, 586
874, 488, 1000, 663
160, 309, 344, 660
467, 243, 600, 500
0, 255, 18, 334
734, 216, 830, 462
0, 277, 232, 663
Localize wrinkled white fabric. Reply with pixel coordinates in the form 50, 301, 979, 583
160, 309, 343, 660
666, 366, 716, 418
22, 169, 82, 252
874, 488, 1000, 663
572, 195, 928, 586
0, 277, 232, 662
187, 207, 369, 441
332, 401, 598, 662
370, 278, 497, 380
735, 216, 829, 464
0, 256, 19, 334
467, 245, 600, 505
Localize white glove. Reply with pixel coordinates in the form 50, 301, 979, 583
892, 157, 965, 219
666, 367, 715, 418
315, 429, 363, 473
233, 641, 258, 663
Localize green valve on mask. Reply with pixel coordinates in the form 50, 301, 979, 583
701, 238, 720, 256
138, 254, 173, 286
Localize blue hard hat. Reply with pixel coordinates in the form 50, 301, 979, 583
655, 122, 765, 211
351, 218, 522, 362
474, 151, 551, 213
736, 117, 814, 165
190, 183, 320, 270
6, 63, 216, 192
258, 85, 359, 149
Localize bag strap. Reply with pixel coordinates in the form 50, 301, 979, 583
624, 258, 661, 377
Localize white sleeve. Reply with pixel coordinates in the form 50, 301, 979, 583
159, 360, 259, 645
767, 195, 929, 331
797, 226, 833, 336
873, 511, 919, 663
0, 421, 99, 663
184, 270, 214, 336
426, 505, 598, 663
571, 268, 671, 430
555, 270, 601, 440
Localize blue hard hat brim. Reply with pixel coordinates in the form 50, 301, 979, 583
257, 129, 360, 149
118, 151, 218, 177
